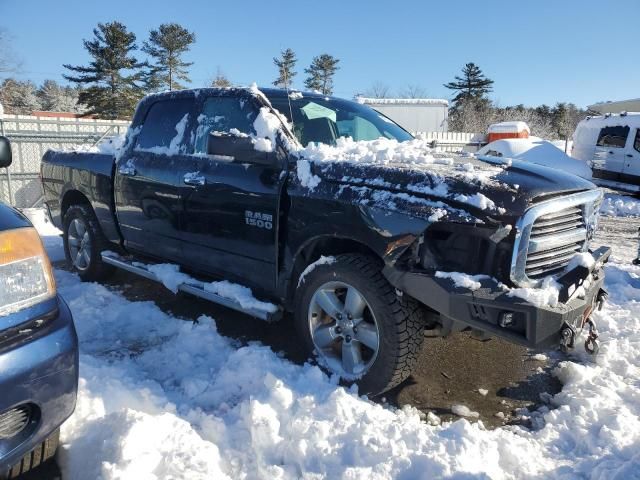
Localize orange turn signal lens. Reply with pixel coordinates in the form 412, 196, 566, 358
0, 227, 56, 316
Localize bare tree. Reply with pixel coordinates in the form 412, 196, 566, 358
400, 84, 428, 99
364, 81, 391, 98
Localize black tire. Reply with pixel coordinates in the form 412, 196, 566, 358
63, 204, 114, 282
3, 429, 60, 479
294, 253, 425, 395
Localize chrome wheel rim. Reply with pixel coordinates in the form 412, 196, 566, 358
67, 218, 91, 271
308, 281, 380, 378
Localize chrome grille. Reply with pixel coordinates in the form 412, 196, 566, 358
525, 206, 587, 279
0, 405, 31, 439
510, 189, 603, 287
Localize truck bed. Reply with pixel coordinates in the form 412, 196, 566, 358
41, 150, 120, 242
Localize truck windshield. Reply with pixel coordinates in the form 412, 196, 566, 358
268, 95, 413, 147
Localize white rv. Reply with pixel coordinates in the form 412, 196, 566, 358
571, 113, 640, 192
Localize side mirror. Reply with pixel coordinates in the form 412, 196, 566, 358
0, 136, 12, 168
207, 132, 276, 166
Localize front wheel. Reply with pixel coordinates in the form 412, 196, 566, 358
295, 254, 425, 395
63, 204, 114, 281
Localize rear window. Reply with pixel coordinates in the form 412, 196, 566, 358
136, 99, 193, 151
193, 96, 257, 154
596, 125, 630, 148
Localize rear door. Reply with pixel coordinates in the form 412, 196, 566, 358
176, 94, 286, 291
592, 125, 630, 181
621, 128, 640, 184
114, 97, 195, 261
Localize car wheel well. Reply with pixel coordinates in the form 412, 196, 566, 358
61, 190, 91, 220
288, 236, 381, 304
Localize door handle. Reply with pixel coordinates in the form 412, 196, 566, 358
608, 151, 615, 154
183, 173, 206, 186
118, 163, 136, 176
626, 154, 633, 158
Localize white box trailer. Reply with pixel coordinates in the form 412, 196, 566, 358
355, 97, 449, 133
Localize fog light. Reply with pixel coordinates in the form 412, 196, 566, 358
499, 311, 514, 328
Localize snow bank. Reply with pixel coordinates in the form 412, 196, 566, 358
27, 213, 640, 479
20, 208, 65, 262
600, 194, 640, 217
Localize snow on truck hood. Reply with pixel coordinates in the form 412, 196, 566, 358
296, 137, 596, 218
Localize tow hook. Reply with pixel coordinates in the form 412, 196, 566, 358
559, 322, 576, 353
584, 318, 600, 355
595, 289, 608, 311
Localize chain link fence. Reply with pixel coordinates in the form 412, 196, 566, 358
0, 114, 130, 208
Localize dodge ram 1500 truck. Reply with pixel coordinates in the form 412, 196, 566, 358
41, 87, 611, 395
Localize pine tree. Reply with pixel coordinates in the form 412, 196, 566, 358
0, 78, 41, 114
444, 62, 494, 107
211, 67, 232, 88
304, 54, 340, 95
63, 21, 146, 119
273, 48, 297, 88
37, 79, 82, 112
142, 23, 195, 91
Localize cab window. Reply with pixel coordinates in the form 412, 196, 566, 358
194, 96, 257, 154
634, 129, 640, 153
596, 126, 630, 148
136, 99, 193, 152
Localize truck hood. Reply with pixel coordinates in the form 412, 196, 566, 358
306, 154, 596, 219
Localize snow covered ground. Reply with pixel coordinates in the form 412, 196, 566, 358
27, 210, 640, 479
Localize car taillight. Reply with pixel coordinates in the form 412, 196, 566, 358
0, 227, 56, 316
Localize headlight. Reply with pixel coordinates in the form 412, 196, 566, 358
0, 227, 56, 316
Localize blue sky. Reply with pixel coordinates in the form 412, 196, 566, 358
1, 0, 638, 108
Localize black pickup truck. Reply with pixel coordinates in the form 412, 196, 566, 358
41, 87, 610, 394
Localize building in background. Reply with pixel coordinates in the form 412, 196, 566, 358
355, 97, 448, 133
588, 98, 640, 114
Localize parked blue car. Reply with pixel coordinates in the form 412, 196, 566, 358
0, 136, 78, 479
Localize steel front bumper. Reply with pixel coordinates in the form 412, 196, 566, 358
384, 246, 611, 349
0, 296, 79, 473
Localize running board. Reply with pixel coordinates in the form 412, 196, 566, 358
101, 254, 280, 322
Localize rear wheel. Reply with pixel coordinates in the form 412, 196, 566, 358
295, 253, 425, 395
63, 204, 114, 281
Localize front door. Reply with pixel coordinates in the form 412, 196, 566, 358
592, 125, 630, 181
621, 128, 640, 185
176, 94, 286, 292
114, 97, 195, 262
